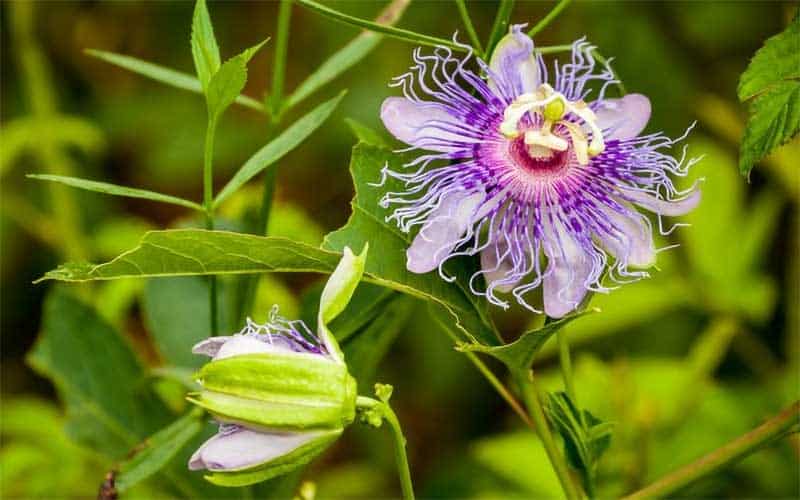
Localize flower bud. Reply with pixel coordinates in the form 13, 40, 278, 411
187, 246, 368, 487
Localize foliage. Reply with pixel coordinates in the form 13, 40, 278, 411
2, 1, 798, 499
737, 11, 800, 176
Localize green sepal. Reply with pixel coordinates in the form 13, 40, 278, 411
204, 429, 342, 487
317, 245, 368, 362
192, 353, 357, 429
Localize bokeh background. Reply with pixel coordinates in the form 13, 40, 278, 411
2, 1, 798, 498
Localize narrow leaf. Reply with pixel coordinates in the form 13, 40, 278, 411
85, 49, 264, 112
27, 174, 204, 211
115, 409, 205, 493
458, 310, 596, 372
35, 230, 341, 283
293, 0, 466, 52
214, 91, 345, 206
285, 0, 411, 111
206, 40, 268, 119
191, 0, 221, 91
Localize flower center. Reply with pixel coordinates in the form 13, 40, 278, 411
508, 134, 569, 174
498, 84, 605, 165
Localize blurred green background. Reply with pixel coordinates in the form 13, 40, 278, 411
1, 1, 798, 498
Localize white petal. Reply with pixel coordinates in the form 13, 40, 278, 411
380, 97, 467, 152
593, 94, 651, 140
189, 428, 316, 471
213, 336, 293, 360
621, 187, 701, 217
192, 337, 233, 358
480, 237, 521, 293
597, 206, 655, 268
407, 190, 484, 274
488, 28, 539, 97
542, 220, 592, 318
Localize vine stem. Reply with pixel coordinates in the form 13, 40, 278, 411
528, 0, 572, 37
356, 396, 415, 500
203, 116, 219, 335
557, 330, 576, 403
518, 369, 583, 500
623, 401, 800, 500
455, 0, 484, 57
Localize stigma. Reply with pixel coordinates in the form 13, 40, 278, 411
499, 84, 605, 165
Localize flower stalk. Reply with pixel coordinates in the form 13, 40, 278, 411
518, 369, 583, 500
357, 388, 415, 500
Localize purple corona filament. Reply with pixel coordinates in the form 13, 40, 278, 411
378, 27, 702, 318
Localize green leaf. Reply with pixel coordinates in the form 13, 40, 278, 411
458, 310, 595, 372
85, 49, 264, 112
27, 174, 204, 211
341, 294, 415, 391
737, 13, 800, 175
284, 0, 410, 111
206, 40, 267, 119
214, 91, 345, 206
318, 245, 369, 362
344, 118, 389, 147
143, 277, 237, 368
27, 288, 171, 458
36, 230, 341, 283
739, 81, 800, 175
191, 0, 221, 91
115, 409, 205, 493
293, 0, 466, 52
322, 143, 498, 345
737, 13, 800, 101
545, 392, 613, 491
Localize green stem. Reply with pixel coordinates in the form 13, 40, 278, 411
295, 0, 466, 52
485, 0, 515, 57
268, 0, 293, 118
455, 0, 484, 56
623, 401, 800, 500
528, 0, 572, 37
557, 330, 576, 404
356, 396, 415, 500
431, 307, 532, 427
203, 116, 219, 335
518, 369, 583, 500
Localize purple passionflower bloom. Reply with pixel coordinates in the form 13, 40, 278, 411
378, 26, 701, 318
188, 307, 343, 474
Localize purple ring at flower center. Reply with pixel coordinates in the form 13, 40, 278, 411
508, 135, 569, 175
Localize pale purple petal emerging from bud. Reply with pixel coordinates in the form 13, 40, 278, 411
378, 26, 701, 317
189, 425, 316, 472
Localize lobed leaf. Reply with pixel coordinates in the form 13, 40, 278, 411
214, 91, 345, 207
322, 143, 498, 345
85, 49, 264, 112
191, 0, 221, 91
458, 310, 596, 372
27, 174, 204, 211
